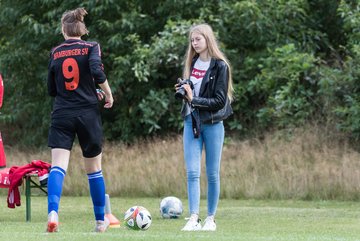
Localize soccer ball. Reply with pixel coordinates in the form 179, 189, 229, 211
160, 196, 183, 219
136, 207, 152, 230
124, 206, 152, 230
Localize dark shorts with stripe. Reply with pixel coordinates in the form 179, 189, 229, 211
48, 108, 103, 158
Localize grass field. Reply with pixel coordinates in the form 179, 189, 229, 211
1, 196, 360, 241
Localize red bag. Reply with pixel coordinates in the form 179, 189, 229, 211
0, 73, 3, 108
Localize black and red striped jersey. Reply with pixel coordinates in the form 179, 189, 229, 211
47, 39, 107, 118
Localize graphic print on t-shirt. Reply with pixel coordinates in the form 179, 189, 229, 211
191, 68, 206, 79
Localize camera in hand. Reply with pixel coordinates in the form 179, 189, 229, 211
175, 78, 194, 100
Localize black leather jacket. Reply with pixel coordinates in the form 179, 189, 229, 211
181, 57, 233, 124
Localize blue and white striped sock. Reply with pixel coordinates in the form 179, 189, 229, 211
87, 170, 106, 221
47, 166, 66, 214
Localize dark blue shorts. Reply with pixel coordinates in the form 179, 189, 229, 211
48, 108, 103, 158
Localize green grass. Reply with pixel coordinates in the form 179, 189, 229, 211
1, 196, 360, 241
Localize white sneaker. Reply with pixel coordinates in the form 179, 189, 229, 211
47, 210, 59, 232
202, 217, 216, 231
181, 218, 202, 231
95, 217, 110, 233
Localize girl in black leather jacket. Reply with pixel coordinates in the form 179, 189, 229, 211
175, 23, 233, 231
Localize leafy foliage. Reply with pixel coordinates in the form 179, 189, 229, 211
0, 0, 359, 145
249, 44, 318, 127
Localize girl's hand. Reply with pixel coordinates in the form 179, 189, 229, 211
96, 88, 113, 108
183, 84, 193, 102
103, 93, 114, 108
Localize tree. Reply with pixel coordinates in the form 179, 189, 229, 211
0, 0, 359, 146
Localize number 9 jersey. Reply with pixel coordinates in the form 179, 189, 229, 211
47, 39, 107, 118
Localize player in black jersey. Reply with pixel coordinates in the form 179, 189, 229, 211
46, 8, 113, 233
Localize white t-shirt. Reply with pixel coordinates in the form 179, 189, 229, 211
190, 59, 210, 97
184, 58, 210, 116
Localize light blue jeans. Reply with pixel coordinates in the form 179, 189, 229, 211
183, 114, 224, 216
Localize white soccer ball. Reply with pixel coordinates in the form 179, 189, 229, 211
136, 207, 152, 230
160, 196, 183, 219
124, 206, 152, 230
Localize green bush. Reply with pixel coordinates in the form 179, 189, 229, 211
0, 0, 360, 146
249, 44, 318, 127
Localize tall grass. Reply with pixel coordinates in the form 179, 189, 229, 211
4, 125, 360, 200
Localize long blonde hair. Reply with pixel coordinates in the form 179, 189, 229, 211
183, 23, 234, 102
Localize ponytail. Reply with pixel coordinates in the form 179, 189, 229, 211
61, 8, 89, 37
